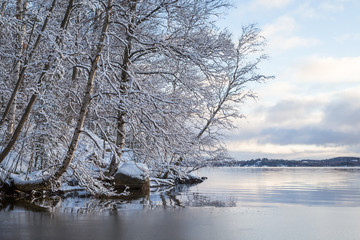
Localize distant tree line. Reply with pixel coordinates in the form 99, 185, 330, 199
209, 157, 360, 167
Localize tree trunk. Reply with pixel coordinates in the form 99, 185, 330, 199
4, 0, 27, 141
107, 109, 126, 176
196, 96, 227, 139
107, 1, 136, 175
0, 95, 36, 164
107, 44, 131, 175
0, 1, 7, 17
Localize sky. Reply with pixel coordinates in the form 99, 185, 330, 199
218, 0, 360, 160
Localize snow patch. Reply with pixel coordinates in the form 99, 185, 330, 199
10, 172, 51, 185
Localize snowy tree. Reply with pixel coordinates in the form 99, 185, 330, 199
0, 0, 271, 195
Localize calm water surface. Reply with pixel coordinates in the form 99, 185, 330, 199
1, 167, 360, 240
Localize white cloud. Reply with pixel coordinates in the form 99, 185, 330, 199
334, 33, 351, 42
262, 16, 319, 52
251, 0, 292, 9
319, 2, 345, 12
334, 33, 360, 42
295, 0, 347, 19
262, 16, 296, 37
297, 56, 360, 83
226, 140, 348, 160
273, 36, 319, 50
296, 3, 317, 18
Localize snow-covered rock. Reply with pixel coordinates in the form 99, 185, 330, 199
113, 162, 149, 191
175, 172, 207, 184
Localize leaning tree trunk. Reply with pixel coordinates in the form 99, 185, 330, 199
13, 0, 113, 192
0, 1, 7, 17
5, 0, 27, 141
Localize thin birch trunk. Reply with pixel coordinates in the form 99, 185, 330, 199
6, 0, 28, 141
0, 1, 7, 17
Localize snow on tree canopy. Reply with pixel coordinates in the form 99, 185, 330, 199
0, 0, 270, 195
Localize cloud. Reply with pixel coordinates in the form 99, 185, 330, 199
251, 0, 292, 9
296, 0, 348, 19
296, 3, 317, 18
322, 93, 360, 131
334, 34, 352, 42
226, 140, 341, 154
262, 16, 296, 36
225, 88, 360, 159
263, 98, 324, 127
226, 140, 349, 160
334, 33, 360, 43
262, 16, 319, 52
319, 2, 345, 12
254, 92, 360, 146
297, 56, 360, 83
277, 36, 319, 50
260, 127, 360, 145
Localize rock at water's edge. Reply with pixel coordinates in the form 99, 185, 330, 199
113, 162, 150, 192
176, 173, 207, 184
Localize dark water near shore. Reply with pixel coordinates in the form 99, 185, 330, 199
1, 167, 360, 240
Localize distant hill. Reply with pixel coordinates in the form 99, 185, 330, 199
208, 157, 360, 167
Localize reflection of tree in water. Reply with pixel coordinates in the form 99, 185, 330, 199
0, 192, 127, 214
179, 192, 236, 208
334, 168, 360, 173
0, 198, 49, 212
0, 184, 234, 213
154, 184, 236, 208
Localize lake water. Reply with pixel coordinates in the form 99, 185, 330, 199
1, 167, 360, 240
